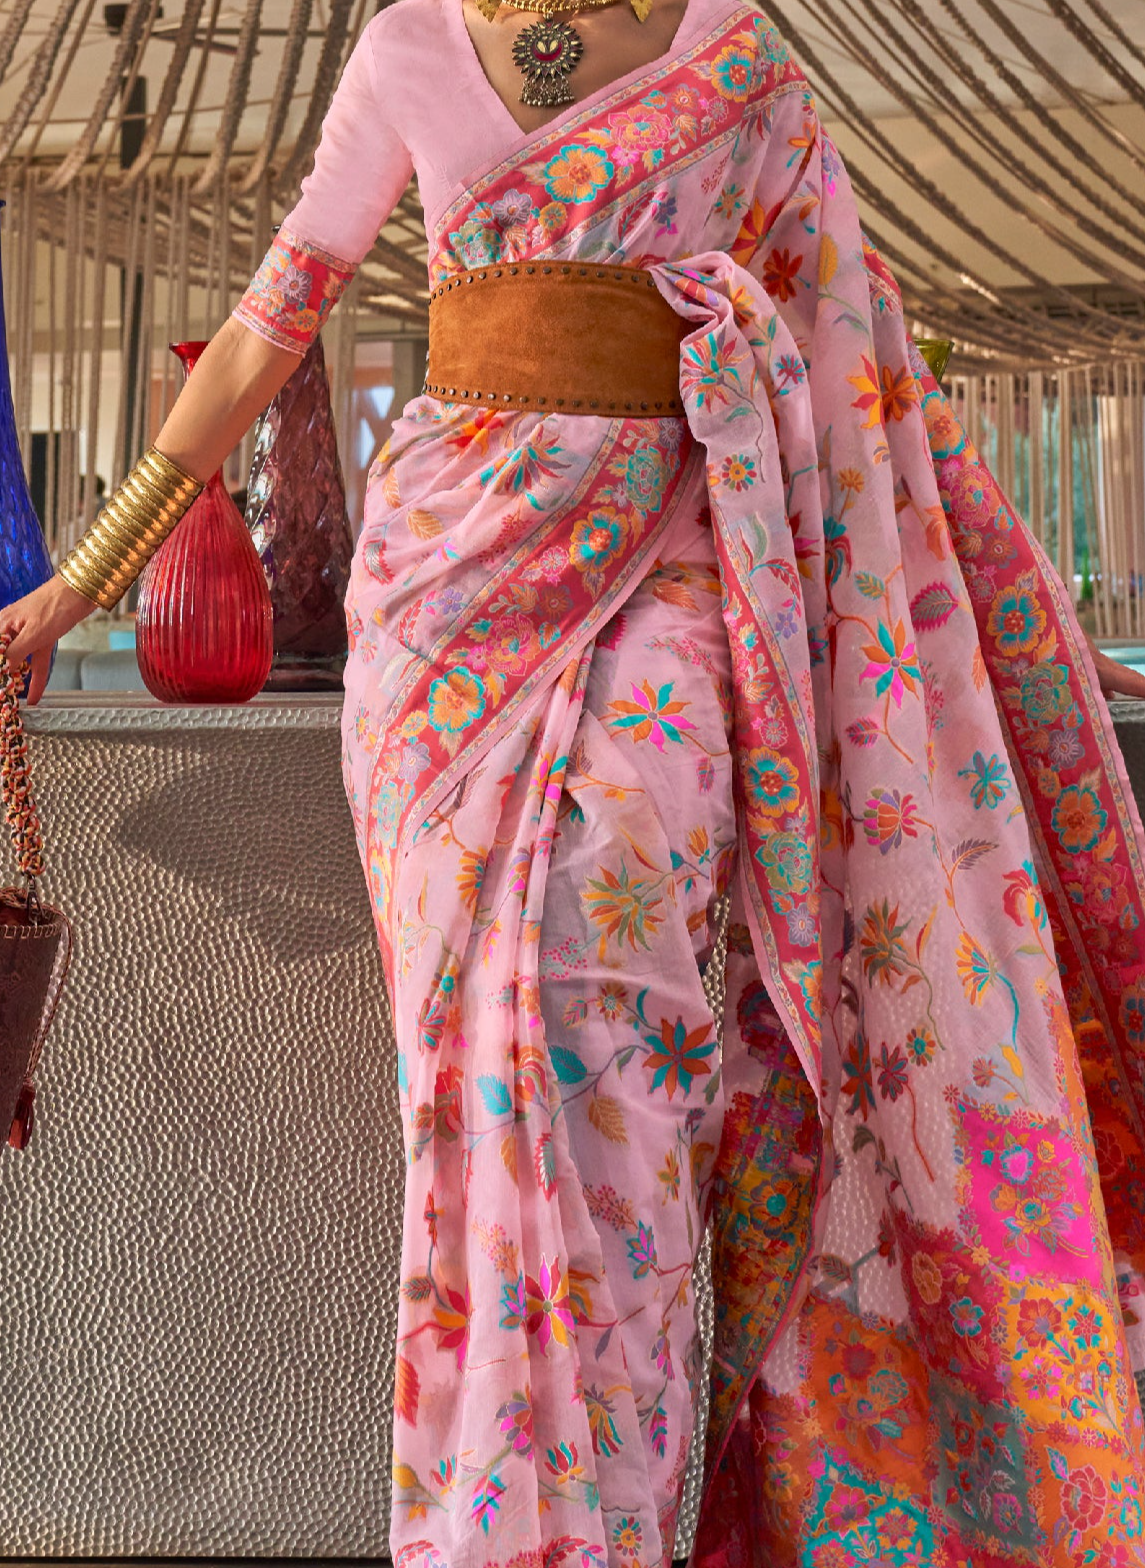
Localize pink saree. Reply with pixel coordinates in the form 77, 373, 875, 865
235, 2, 1145, 1563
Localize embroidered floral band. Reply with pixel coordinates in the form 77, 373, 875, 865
233, 227, 355, 354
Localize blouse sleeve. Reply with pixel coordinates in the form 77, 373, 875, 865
232, 15, 414, 354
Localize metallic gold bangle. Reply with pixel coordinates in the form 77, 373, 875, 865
56, 447, 205, 612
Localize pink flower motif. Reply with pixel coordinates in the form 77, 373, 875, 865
823, 1483, 871, 1530
524, 1255, 575, 1349
605, 677, 698, 752
496, 1390, 534, 1456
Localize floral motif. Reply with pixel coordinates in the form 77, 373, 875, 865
604, 678, 697, 751
234, 226, 354, 352
710, 44, 754, 100
524, 1257, 574, 1350
542, 144, 615, 203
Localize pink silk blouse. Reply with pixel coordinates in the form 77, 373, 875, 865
233, 0, 732, 352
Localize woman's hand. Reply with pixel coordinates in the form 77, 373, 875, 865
1082, 629, 1145, 701
0, 575, 98, 706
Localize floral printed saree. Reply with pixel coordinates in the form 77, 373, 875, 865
237, 2, 1145, 1563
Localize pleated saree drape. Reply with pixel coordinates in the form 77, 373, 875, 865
235, 4, 1145, 1562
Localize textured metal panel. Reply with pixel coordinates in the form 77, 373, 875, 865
0, 695, 402, 1558
2, 694, 1142, 1560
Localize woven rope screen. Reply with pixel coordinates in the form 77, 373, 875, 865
0, 0, 1142, 567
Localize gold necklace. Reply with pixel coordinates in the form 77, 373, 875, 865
476, 0, 653, 107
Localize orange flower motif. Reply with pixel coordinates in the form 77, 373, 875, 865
956, 931, 995, 1003
604, 677, 697, 752
582, 861, 665, 957
847, 355, 883, 430
847, 358, 920, 430
643, 1013, 716, 1099
762, 246, 803, 302
728, 200, 768, 268
444, 405, 502, 455
880, 361, 919, 423
456, 849, 486, 912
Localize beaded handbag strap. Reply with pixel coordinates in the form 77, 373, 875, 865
0, 634, 46, 912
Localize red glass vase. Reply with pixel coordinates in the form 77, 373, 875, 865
136, 342, 274, 704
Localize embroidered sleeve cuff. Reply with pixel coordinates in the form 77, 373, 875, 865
232, 226, 356, 353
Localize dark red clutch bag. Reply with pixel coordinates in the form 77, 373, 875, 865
0, 635, 73, 1150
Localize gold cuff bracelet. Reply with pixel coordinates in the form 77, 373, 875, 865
57, 447, 205, 612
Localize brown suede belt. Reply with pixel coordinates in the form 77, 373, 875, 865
422, 262, 687, 417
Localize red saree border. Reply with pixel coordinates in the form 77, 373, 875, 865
916, 347, 1145, 1064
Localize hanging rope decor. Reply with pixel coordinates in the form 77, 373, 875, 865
0, 0, 1140, 584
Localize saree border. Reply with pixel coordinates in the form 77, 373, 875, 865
916, 347, 1145, 1154
430, 16, 806, 287
430, 2, 762, 239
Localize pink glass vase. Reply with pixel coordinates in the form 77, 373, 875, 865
136, 341, 274, 704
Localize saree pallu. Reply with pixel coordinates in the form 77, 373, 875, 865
336, 9, 1145, 1565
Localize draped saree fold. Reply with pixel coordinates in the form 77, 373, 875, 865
257, 5, 1145, 1563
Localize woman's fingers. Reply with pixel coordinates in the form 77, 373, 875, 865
1, 612, 28, 669
25, 646, 54, 706
0, 579, 96, 703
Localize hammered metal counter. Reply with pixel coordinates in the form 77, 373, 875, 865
0, 694, 401, 1558
2, 694, 1144, 1560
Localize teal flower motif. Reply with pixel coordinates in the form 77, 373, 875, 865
758, 829, 813, 894
604, 678, 697, 752
710, 44, 753, 100
642, 1013, 715, 1098
449, 211, 502, 268
1020, 660, 1073, 725
626, 1221, 657, 1279
987, 584, 1046, 655
950, 1296, 984, 1338
756, 19, 791, 65
958, 750, 1010, 810
570, 508, 629, 574
745, 746, 801, 817
624, 446, 667, 512
499, 1273, 527, 1330
374, 780, 402, 841
860, 619, 922, 708
680, 334, 746, 411
428, 666, 487, 733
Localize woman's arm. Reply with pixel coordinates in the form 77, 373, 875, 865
152, 316, 305, 483
1082, 629, 1145, 700
1, 9, 414, 701
0, 316, 306, 701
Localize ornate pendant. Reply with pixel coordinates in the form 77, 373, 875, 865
511, 16, 584, 106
